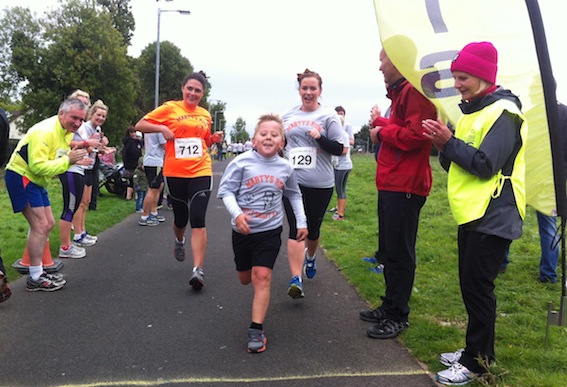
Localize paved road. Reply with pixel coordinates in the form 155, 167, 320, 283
0, 158, 436, 387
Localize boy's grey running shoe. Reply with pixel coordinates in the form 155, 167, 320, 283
247, 328, 267, 353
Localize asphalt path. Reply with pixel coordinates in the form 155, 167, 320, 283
0, 158, 436, 387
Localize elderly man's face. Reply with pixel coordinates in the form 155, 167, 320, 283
59, 107, 86, 133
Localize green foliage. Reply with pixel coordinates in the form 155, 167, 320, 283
230, 116, 249, 142
2, 1, 137, 147
133, 41, 193, 117
0, 6, 41, 104
97, 0, 135, 46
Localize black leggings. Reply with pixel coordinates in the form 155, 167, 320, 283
58, 172, 85, 222
165, 176, 212, 229
284, 185, 333, 241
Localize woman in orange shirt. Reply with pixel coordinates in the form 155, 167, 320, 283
136, 71, 224, 290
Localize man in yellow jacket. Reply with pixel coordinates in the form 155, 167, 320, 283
4, 98, 92, 292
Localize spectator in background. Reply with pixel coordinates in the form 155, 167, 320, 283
133, 156, 148, 213
58, 90, 91, 259
328, 106, 353, 221
73, 100, 111, 247
422, 41, 526, 385
1, 106, 12, 301
122, 126, 143, 201
359, 48, 436, 340
5, 98, 91, 291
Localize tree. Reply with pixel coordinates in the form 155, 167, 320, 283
354, 124, 374, 153
134, 41, 193, 116
96, 0, 135, 46
6, 1, 137, 146
230, 117, 249, 143
0, 7, 40, 105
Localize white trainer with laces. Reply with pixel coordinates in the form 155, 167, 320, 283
436, 362, 476, 386
59, 244, 86, 259
439, 348, 464, 366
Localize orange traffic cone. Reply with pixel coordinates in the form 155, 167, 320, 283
12, 237, 63, 274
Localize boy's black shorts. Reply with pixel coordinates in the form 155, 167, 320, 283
232, 226, 282, 271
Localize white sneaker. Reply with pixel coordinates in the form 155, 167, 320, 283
84, 233, 98, 242
59, 244, 86, 259
73, 234, 96, 247
436, 363, 476, 385
439, 348, 464, 366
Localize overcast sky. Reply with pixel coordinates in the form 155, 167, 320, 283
2, 0, 567, 136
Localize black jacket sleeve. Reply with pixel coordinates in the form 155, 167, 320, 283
315, 135, 344, 156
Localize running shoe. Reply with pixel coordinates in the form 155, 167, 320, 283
436, 363, 476, 385
303, 249, 317, 279
138, 217, 159, 226
0, 270, 11, 303
247, 328, 267, 353
26, 273, 65, 292
174, 239, 186, 262
439, 348, 465, 367
189, 268, 205, 290
287, 275, 304, 299
368, 263, 385, 274
150, 214, 165, 222
327, 207, 337, 213
73, 234, 96, 247
359, 307, 386, 323
59, 244, 86, 259
332, 213, 345, 221
43, 271, 66, 286
83, 232, 98, 242
366, 318, 409, 339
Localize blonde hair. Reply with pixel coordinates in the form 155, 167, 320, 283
87, 99, 109, 120
69, 89, 91, 107
254, 113, 284, 137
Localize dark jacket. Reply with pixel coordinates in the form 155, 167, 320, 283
122, 137, 143, 171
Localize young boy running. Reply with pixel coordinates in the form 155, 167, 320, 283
217, 114, 307, 353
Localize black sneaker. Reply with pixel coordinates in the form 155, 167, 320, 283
367, 318, 409, 339
359, 307, 386, 323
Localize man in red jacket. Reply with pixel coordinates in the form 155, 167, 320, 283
359, 48, 437, 339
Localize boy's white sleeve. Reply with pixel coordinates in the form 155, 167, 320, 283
222, 195, 243, 221
217, 159, 243, 221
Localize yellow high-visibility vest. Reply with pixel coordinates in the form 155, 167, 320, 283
448, 99, 526, 225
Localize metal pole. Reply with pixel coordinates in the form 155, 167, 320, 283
154, 8, 161, 109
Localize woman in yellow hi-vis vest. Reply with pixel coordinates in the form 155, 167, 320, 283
422, 41, 526, 386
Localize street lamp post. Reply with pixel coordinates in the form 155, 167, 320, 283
155, 8, 190, 108
213, 110, 225, 133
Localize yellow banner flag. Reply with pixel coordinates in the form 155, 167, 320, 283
373, 0, 555, 215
